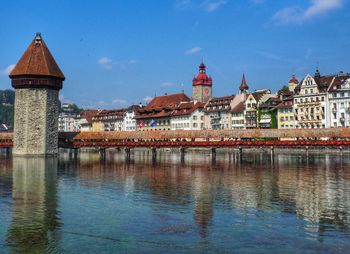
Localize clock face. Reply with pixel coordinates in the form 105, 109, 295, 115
204, 87, 209, 94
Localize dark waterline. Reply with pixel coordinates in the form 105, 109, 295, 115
1, 150, 350, 253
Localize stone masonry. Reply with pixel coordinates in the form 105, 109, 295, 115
13, 89, 59, 155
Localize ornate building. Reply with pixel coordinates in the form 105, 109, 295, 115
294, 70, 331, 129
9, 33, 65, 155
192, 62, 212, 104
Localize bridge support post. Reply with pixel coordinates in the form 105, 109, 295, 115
125, 147, 131, 160
99, 148, 106, 160
211, 147, 216, 161
180, 147, 186, 162
151, 147, 157, 160
5, 147, 11, 157
339, 146, 343, 156
270, 146, 275, 164
238, 146, 243, 159
73, 148, 78, 159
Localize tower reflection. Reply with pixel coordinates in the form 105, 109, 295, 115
7, 157, 60, 253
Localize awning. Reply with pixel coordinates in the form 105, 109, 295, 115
259, 119, 271, 124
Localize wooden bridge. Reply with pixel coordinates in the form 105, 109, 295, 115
1, 128, 350, 152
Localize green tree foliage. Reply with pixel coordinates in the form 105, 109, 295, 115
0, 89, 15, 105
0, 104, 14, 128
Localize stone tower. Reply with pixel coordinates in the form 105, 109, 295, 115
192, 62, 212, 103
9, 33, 65, 156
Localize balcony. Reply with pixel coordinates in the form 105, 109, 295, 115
332, 108, 337, 113
340, 117, 345, 122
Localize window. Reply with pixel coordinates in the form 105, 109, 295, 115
193, 115, 197, 120
310, 89, 314, 93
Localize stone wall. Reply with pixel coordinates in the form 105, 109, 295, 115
13, 88, 59, 156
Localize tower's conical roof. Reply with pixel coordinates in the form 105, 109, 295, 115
10, 33, 65, 80
239, 74, 249, 91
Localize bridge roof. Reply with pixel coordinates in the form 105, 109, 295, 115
72, 128, 350, 140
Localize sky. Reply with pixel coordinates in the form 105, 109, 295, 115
0, 0, 349, 109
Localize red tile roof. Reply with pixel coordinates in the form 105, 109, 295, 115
136, 93, 191, 119
231, 101, 245, 113
171, 101, 204, 116
80, 110, 100, 123
10, 33, 65, 80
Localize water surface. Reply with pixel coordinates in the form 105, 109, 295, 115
1, 150, 350, 253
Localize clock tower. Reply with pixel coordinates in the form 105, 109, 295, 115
192, 62, 212, 103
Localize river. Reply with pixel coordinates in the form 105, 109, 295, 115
1, 150, 350, 253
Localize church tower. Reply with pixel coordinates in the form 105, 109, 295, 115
192, 62, 212, 103
288, 74, 299, 92
9, 33, 65, 156
239, 74, 249, 94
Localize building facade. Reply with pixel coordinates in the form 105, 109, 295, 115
204, 96, 234, 129
170, 101, 204, 130
327, 73, 350, 127
92, 109, 125, 131
276, 96, 295, 129
294, 71, 329, 129
136, 92, 191, 131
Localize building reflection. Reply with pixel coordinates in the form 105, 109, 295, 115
61, 150, 350, 240
7, 157, 60, 253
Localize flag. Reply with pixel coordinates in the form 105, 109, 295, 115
138, 121, 145, 128
150, 120, 156, 127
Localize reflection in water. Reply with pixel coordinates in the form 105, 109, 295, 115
1, 150, 350, 253
7, 157, 60, 253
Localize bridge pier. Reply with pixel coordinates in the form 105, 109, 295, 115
151, 147, 157, 160
238, 146, 243, 160
125, 147, 131, 160
180, 147, 186, 162
99, 148, 106, 160
270, 146, 275, 164
211, 147, 216, 161
5, 147, 11, 157
73, 148, 79, 159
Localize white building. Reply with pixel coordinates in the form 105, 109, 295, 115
123, 105, 140, 131
327, 73, 350, 128
58, 112, 80, 132
171, 101, 204, 130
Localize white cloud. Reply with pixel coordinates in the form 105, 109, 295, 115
202, 0, 227, 12
143, 96, 153, 103
185, 46, 202, 55
98, 57, 113, 69
0, 64, 15, 76
128, 59, 138, 64
112, 98, 127, 105
161, 82, 175, 87
175, 0, 226, 12
273, 0, 343, 24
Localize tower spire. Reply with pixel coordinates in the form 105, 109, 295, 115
239, 73, 249, 93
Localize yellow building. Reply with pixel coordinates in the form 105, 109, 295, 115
91, 109, 125, 132
276, 96, 295, 129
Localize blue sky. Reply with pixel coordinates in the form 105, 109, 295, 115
0, 0, 349, 108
